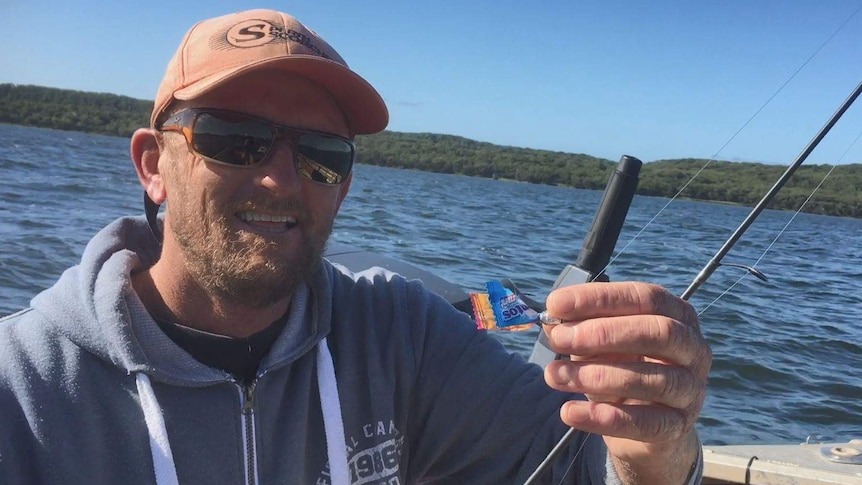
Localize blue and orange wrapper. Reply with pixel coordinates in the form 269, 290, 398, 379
470, 280, 540, 331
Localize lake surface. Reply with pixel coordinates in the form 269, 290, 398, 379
2, 123, 860, 446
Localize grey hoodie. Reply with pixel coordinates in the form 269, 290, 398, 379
0, 216, 642, 484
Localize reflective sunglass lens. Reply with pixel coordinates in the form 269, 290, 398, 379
296, 155, 344, 184
193, 114, 273, 166
297, 134, 353, 182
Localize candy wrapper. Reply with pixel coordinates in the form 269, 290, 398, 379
470, 280, 539, 331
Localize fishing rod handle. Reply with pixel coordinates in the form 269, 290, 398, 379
530, 156, 642, 367
575, 155, 643, 276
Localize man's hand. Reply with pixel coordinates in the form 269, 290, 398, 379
542, 281, 711, 484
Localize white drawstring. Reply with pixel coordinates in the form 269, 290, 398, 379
136, 373, 180, 485
317, 337, 349, 485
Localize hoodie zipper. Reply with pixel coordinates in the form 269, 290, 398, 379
239, 381, 258, 485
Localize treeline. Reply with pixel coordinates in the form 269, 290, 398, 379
0, 84, 150, 137
355, 132, 862, 217
355, 131, 614, 189
2, 83, 860, 217
639, 159, 862, 218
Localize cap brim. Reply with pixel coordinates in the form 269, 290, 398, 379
171, 55, 388, 136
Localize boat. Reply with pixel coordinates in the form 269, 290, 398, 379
702, 440, 862, 484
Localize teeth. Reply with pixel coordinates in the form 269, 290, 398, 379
238, 211, 297, 224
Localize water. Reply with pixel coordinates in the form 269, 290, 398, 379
2, 124, 861, 446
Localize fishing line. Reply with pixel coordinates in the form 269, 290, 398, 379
697, 128, 862, 316
587, 2, 862, 285
554, 436, 589, 485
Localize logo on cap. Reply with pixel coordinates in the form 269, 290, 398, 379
225, 19, 331, 59
227, 20, 275, 48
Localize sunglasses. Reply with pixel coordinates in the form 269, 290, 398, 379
159, 108, 355, 185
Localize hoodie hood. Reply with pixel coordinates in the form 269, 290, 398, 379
29, 215, 334, 385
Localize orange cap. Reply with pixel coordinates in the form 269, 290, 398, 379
151, 9, 388, 135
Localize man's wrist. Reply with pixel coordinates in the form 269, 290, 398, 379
608, 430, 703, 485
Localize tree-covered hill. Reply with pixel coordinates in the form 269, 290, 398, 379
0, 84, 150, 136
639, 159, 861, 218
355, 131, 614, 189
2, 83, 860, 217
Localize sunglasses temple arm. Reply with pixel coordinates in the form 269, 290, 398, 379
144, 192, 164, 245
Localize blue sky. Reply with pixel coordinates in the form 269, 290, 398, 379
2, 0, 862, 165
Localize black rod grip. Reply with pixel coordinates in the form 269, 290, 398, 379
575, 155, 642, 276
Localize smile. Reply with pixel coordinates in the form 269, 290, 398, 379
236, 211, 299, 233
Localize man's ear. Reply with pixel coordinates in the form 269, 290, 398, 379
130, 128, 166, 204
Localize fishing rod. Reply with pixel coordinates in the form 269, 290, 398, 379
524, 79, 862, 484
682, 78, 862, 300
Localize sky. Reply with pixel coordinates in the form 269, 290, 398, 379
2, 0, 862, 165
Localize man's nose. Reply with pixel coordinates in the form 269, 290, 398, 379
257, 142, 301, 196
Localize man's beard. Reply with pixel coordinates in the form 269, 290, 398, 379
168, 197, 331, 308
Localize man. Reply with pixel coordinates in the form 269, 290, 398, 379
0, 9, 710, 484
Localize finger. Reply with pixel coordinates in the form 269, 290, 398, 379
545, 360, 700, 410
560, 400, 690, 443
567, 352, 640, 363
547, 314, 710, 375
545, 282, 698, 326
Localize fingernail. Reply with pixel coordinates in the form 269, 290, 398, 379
538, 311, 562, 325
555, 364, 574, 382
551, 324, 573, 343
561, 401, 590, 425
